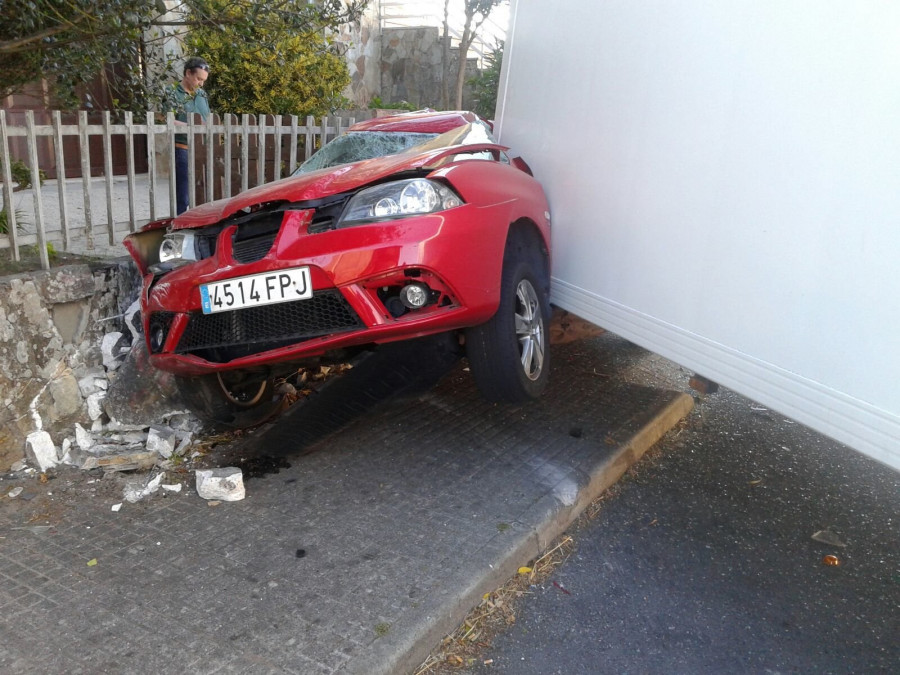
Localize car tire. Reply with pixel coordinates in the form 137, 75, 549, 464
175, 371, 286, 430
465, 231, 550, 402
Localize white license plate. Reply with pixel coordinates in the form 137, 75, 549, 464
200, 267, 313, 315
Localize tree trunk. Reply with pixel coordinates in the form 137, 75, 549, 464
441, 0, 451, 109
454, 26, 473, 109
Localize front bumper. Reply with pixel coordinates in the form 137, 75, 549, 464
138, 205, 511, 376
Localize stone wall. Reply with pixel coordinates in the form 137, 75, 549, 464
338, 22, 478, 109
0, 260, 140, 471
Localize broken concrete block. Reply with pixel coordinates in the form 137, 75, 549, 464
172, 431, 193, 457
101, 332, 131, 372
75, 423, 94, 451
77, 367, 108, 397
105, 418, 150, 433
76, 444, 157, 472
195, 468, 245, 501
25, 431, 58, 471
87, 392, 107, 421
123, 472, 164, 503
147, 426, 177, 458
108, 431, 149, 445
59, 438, 74, 465
49, 371, 84, 418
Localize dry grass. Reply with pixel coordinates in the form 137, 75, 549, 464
414, 534, 575, 674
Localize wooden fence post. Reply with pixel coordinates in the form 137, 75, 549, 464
25, 111, 50, 269
51, 111, 70, 249
0, 110, 21, 261
78, 110, 94, 250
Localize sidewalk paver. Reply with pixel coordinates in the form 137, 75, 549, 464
0, 335, 692, 674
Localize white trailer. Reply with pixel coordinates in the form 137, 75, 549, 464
495, 1, 900, 471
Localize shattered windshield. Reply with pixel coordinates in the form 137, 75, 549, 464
293, 131, 440, 175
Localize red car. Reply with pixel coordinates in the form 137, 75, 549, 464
125, 110, 552, 427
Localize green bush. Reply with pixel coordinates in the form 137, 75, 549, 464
368, 97, 420, 112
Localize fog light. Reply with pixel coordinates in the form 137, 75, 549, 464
399, 283, 430, 309
150, 326, 166, 352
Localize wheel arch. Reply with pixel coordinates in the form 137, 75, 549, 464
504, 218, 552, 318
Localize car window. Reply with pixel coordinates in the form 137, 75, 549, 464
293, 131, 440, 175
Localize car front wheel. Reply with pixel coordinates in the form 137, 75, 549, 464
175, 371, 286, 429
465, 235, 550, 402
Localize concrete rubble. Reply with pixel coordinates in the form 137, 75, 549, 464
1, 263, 212, 499
195, 467, 246, 501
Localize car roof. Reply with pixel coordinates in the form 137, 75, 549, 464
348, 110, 482, 134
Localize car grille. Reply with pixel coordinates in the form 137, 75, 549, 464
174, 290, 363, 363
308, 194, 352, 233
231, 213, 283, 263
188, 194, 355, 264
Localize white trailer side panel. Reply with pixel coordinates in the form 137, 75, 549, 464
496, 1, 900, 470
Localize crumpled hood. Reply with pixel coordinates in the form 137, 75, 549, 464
171, 126, 507, 230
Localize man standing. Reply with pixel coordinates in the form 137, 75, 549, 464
166, 57, 211, 214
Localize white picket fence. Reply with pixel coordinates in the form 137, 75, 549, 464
0, 110, 359, 269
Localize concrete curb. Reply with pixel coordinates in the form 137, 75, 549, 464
353, 391, 695, 675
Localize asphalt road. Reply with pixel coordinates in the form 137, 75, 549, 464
468, 349, 900, 674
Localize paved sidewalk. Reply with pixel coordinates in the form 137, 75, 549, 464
0, 335, 692, 674
8, 173, 172, 258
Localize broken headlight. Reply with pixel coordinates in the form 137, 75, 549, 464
337, 179, 463, 227
151, 232, 199, 273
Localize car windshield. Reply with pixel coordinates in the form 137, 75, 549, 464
293, 131, 440, 175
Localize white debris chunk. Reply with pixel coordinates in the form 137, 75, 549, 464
78, 368, 108, 397
147, 426, 178, 458
59, 438, 74, 465
195, 468, 245, 501
172, 431, 193, 457
8, 487, 24, 498
75, 423, 94, 451
161, 483, 183, 493
101, 332, 131, 371
111, 503, 122, 512
123, 473, 164, 503
25, 431, 59, 471
87, 392, 107, 421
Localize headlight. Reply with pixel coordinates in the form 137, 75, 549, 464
148, 232, 199, 274
337, 179, 463, 227
158, 232, 198, 265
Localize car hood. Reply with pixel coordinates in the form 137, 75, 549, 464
171, 125, 506, 230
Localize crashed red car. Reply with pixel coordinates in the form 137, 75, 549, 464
125, 110, 552, 427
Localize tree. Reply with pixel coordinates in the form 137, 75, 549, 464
0, 0, 158, 109
467, 42, 502, 119
0, 0, 367, 111
452, 0, 502, 110
184, 2, 350, 116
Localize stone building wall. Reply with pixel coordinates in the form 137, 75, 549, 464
338, 22, 478, 110
0, 261, 140, 470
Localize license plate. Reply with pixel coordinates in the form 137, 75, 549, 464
200, 267, 313, 315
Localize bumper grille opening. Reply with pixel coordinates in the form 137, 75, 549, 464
309, 194, 352, 233
175, 290, 363, 363
232, 214, 284, 263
